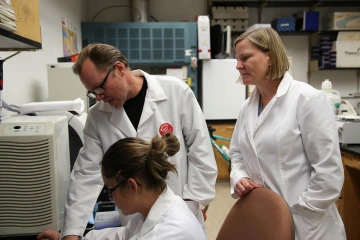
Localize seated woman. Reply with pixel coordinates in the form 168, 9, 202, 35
38, 133, 206, 240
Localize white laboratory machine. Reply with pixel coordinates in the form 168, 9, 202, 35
335, 100, 360, 144
336, 116, 360, 144
47, 63, 92, 113
36, 110, 87, 170
0, 115, 70, 237
202, 59, 246, 120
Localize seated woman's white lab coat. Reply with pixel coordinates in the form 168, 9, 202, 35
83, 187, 207, 240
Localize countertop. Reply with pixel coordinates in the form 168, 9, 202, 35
340, 144, 360, 157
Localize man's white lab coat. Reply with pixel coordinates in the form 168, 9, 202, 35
61, 70, 217, 237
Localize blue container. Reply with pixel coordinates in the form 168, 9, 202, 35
272, 17, 296, 31
295, 11, 320, 31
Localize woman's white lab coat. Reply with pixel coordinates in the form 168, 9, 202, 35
83, 187, 207, 240
61, 70, 217, 237
230, 72, 346, 240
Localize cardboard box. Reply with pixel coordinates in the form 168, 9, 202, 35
309, 60, 319, 71
247, 24, 271, 31
336, 32, 360, 68
197, 15, 211, 59
329, 12, 360, 30
271, 18, 296, 31
211, 19, 248, 32
12, 0, 41, 43
212, 6, 249, 19
295, 11, 319, 31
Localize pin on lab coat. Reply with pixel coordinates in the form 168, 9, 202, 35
230, 72, 346, 240
83, 187, 207, 240
62, 70, 217, 237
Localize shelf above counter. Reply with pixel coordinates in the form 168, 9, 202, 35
0, 28, 42, 51
232, 30, 318, 36
313, 68, 360, 71
231, 30, 360, 37
211, 1, 360, 8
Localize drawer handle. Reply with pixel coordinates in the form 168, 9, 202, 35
227, 126, 235, 129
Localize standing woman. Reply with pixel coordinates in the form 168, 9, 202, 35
229, 27, 345, 240
38, 133, 206, 240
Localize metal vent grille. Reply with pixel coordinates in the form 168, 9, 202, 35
81, 22, 195, 64
0, 139, 54, 228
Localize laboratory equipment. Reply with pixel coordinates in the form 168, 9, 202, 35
81, 22, 199, 99
47, 63, 91, 112
36, 110, 87, 170
3, 99, 87, 171
94, 211, 120, 230
0, 115, 70, 237
335, 101, 360, 144
336, 120, 360, 144
202, 59, 246, 120
338, 100, 357, 116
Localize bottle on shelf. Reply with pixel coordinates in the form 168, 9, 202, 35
321, 79, 341, 115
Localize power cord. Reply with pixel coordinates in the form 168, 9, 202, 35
91, 5, 142, 22
2, 100, 20, 113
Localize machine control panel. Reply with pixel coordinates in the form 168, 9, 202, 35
5, 123, 46, 135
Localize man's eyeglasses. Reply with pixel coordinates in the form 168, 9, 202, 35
103, 181, 142, 198
87, 66, 114, 99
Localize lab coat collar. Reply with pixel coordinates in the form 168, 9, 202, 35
97, 70, 168, 137
137, 186, 178, 239
244, 71, 293, 152
97, 69, 167, 113
276, 71, 292, 98
247, 71, 292, 103
132, 70, 168, 127
132, 69, 167, 102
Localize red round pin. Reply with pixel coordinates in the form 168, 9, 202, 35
159, 123, 173, 136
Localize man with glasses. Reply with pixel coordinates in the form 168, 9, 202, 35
60, 43, 217, 240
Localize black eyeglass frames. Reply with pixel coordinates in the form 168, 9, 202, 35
87, 66, 114, 99
103, 184, 120, 198
103, 181, 142, 198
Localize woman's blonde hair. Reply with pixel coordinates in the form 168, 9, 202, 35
234, 27, 289, 81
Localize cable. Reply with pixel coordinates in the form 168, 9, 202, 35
91, 5, 142, 22
10, 104, 19, 109
2, 100, 20, 113
150, 15, 159, 22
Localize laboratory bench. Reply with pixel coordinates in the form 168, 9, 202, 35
339, 144, 360, 240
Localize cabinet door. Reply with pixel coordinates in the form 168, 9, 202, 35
208, 122, 235, 179
341, 151, 360, 240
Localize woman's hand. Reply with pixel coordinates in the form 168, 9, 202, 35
37, 230, 60, 240
234, 177, 262, 197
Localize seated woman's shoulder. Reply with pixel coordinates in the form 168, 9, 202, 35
155, 199, 207, 240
